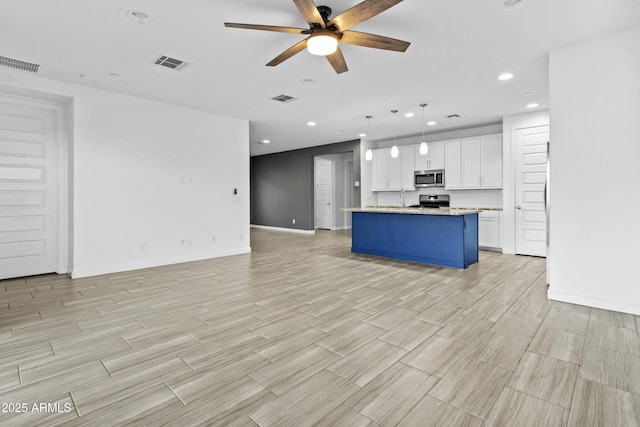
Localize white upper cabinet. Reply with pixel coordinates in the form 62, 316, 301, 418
444, 141, 462, 189
461, 139, 483, 187
401, 146, 416, 190
388, 149, 402, 190
414, 142, 444, 171
449, 134, 502, 189
372, 147, 403, 191
372, 134, 502, 191
372, 148, 389, 191
480, 136, 503, 187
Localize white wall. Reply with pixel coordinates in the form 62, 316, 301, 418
0, 71, 250, 278
502, 110, 550, 255
548, 26, 640, 314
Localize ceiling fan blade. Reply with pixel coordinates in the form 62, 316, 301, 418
292, 0, 325, 28
328, 0, 403, 31
341, 30, 410, 52
326, 46, 348, 74
224, 23, 308, 34
266, 39, 309, 67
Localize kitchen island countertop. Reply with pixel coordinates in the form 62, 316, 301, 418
343, 206, 484, 216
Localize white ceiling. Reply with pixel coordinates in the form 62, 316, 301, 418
1, 0, 639, 156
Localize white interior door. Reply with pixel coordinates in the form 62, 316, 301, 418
0, 97, 59, 279
315, 158, 333, 230
514, 126, 549, 257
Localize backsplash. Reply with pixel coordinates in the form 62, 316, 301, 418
376, 189, 503, 208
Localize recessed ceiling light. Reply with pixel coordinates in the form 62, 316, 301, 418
498, 72, 514, 81
404, 112, 414, 118
307, 121, 316, 127
524, 92, 532, 96
526, 103, 539, 109
127, 10, 152, 24
79, 74, 93, 82
504, 0, 525, 9
300, 78, 314, 85
427, 121, 436, 126
262, 139, 270, 144
359, 133, 366, 137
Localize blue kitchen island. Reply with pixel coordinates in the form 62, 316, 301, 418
347, 207, 481, 269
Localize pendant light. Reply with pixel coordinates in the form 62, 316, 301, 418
419, 103, 429, 155
390, 110, 399, 158
364, 115, 373, 161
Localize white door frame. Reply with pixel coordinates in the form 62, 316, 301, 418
501, 111, 550, 255
0, 91, 71, 277
314, 157, 334, 230
514, 125, 549, 257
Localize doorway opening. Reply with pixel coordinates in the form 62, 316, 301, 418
314, 153, 355, 230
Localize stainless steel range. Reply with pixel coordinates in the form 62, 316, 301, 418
409, 194, 450, 209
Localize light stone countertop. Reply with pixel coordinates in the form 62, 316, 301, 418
342, 207, 484, 216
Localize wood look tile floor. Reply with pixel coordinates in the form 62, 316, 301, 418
1, 228, 640, 426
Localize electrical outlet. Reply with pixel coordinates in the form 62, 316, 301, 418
212, 236, 217, 243
292, 219, 296, 224
181, 239, 185, 246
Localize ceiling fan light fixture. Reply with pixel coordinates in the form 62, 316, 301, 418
307, 34, 338, 56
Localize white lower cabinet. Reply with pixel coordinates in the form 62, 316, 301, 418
478, 210, 501, 250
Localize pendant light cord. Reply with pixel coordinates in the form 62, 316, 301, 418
365, 115, 373, 161
392, 109, 398, 143
421, 103, 427, 141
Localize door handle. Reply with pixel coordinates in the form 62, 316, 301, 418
516, 206, 522, 210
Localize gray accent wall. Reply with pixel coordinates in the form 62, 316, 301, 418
251, 140, 361, 231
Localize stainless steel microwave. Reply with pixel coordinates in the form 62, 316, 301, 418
414, 169, 444, 187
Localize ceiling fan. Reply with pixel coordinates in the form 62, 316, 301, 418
224, 0, 410, 74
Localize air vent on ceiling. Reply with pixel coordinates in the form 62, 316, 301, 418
153, 55, 188, 70
0, 56, 40, 73
445, 114, 461, 119
271, 94, 298, 103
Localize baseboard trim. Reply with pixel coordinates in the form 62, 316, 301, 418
548, 289, 640, 316
70, 248, 251, 279
250, 224, 315, 235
